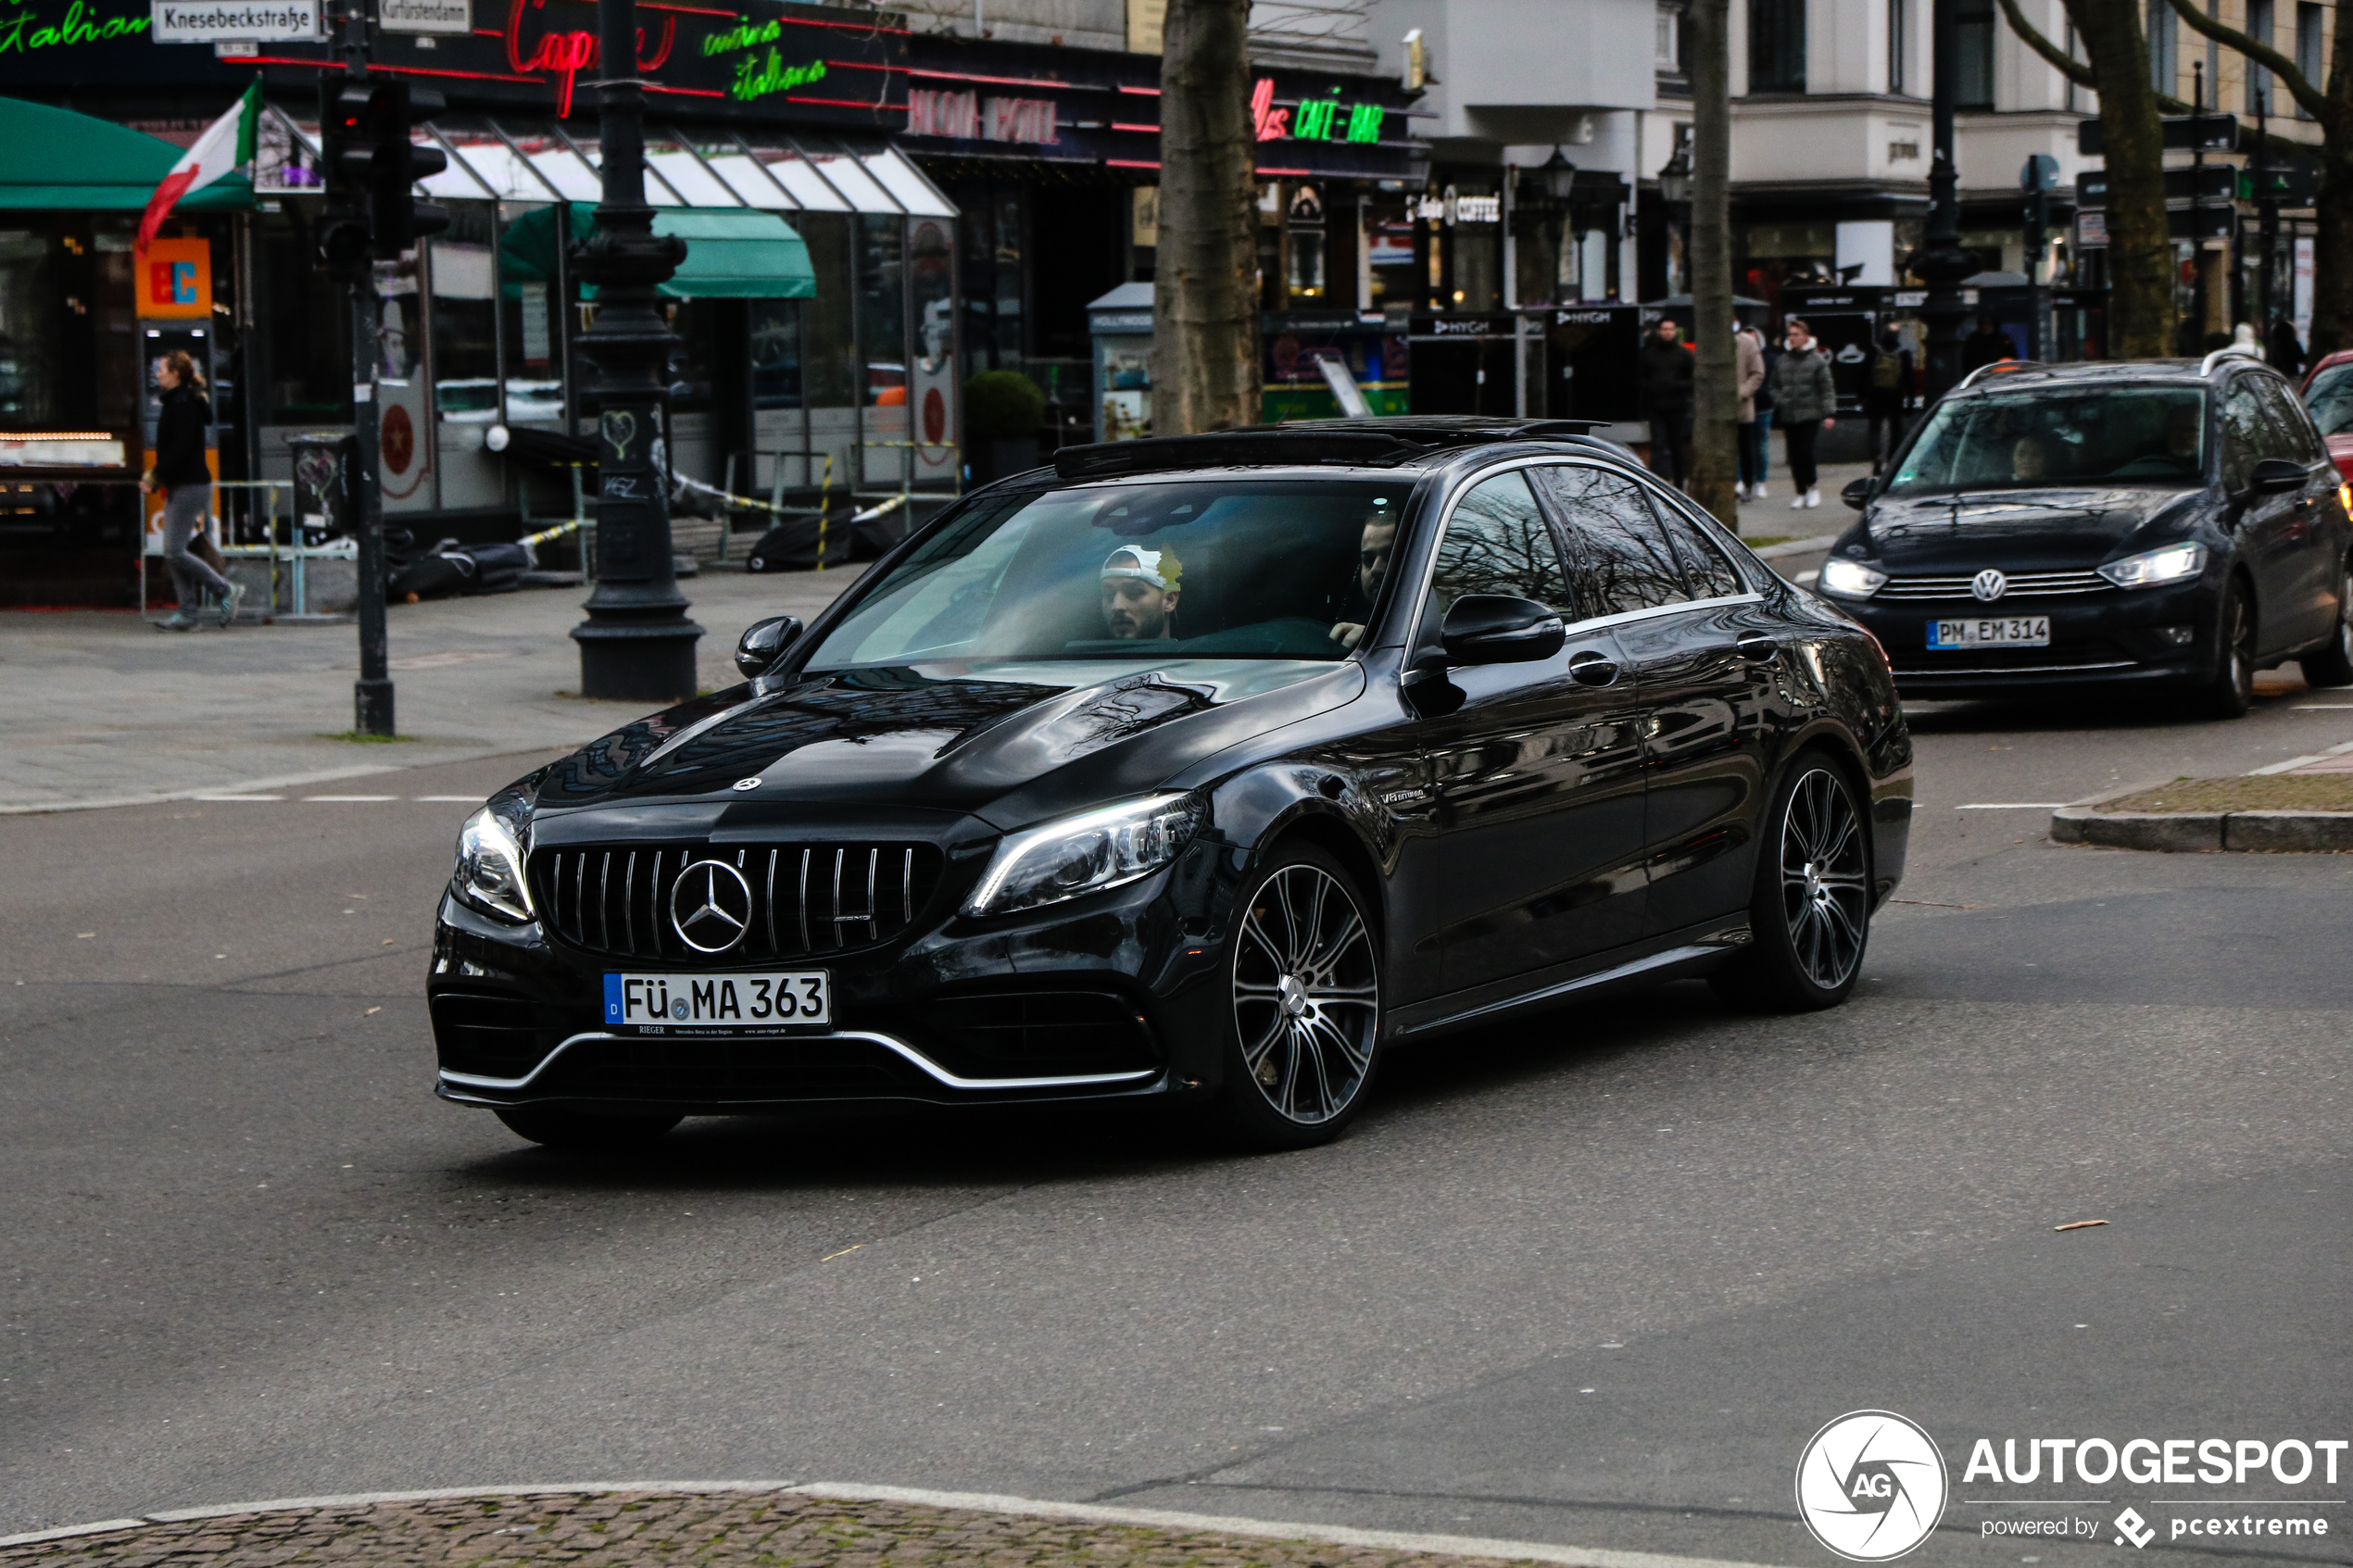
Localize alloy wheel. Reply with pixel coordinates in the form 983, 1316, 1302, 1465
1779, 768, 1869, 991
1231, 864, 1379, 1125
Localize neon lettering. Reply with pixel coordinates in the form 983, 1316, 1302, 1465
728, 47, 824, 102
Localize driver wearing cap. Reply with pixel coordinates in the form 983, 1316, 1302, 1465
1101, 544, 1183, 640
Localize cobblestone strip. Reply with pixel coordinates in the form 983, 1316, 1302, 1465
0, 1489, 1730, 1568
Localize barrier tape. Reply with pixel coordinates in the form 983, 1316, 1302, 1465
672, 472, 909, 525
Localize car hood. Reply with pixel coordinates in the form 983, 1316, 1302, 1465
521, 658, 1365, 832
1861, 486, 2201, 571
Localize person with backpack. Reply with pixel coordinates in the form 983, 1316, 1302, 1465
1865, 329, 1912, 473
139, 350, 242, 631
1767, 319, 1837, 509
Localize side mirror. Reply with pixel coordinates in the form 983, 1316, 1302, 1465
1440, 594, 1567, 666
2249, 457, 2309, 495
734, 615, 803, 679
1840, 476, 1876, 510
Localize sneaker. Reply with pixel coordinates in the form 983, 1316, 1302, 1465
1791, 491, 1806, 509
156, 611, 195, 632
1754, 483, 1768, 500
1735, 483, 1750, 501
1804, 488, 1821, 508
217, 582, 245, 628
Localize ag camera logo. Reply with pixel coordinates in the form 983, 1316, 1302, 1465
1797, 1410, 1951, 1561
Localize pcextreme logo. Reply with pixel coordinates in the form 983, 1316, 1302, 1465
1797, 1411, 1952, 1562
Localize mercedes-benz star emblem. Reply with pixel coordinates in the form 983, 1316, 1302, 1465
1970, 569, 2007, 602
670, 859, 753, 953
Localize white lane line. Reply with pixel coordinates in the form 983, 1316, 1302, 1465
413, 795, 484, 802
188, 795, 285, 802
2250, 737, 2353, 774
1793, 569, 1820, 584
2, 1481, 1786, 1568
1956, 802, 2069, 809
2293, 704, 2353, 709
302, 794, 399, 802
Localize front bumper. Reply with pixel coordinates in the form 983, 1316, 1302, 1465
429, 837, 1242, 1114
1838, 580, 2215, 697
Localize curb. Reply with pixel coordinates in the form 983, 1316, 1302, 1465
2051, 806, 2353, 851
0, 1480, 1786, 1568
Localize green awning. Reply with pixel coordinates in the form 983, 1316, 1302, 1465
0, 96, 250, 211
499, 203, 815, 301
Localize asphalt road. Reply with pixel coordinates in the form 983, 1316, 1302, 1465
4, 679, 2348, 1568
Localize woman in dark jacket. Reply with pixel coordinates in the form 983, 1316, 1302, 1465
142, 351, 239, 630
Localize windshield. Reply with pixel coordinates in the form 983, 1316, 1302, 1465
1884, 386, 2208, 495
2306, 364, 2353, 438
802, 479, 1403, 670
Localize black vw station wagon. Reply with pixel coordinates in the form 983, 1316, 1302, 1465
1822, 355, 2353, 714
432, 419, 1913, 1153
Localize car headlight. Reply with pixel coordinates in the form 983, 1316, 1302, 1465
2098, 541, 2207, 589
963, 793, 1203, 917
451, 806, 535, 923
1818, 558, 1889, 597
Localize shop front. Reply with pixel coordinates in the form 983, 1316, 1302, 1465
0, 0, 958, 604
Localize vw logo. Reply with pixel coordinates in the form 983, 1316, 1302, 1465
1970, 569, 2007, 602
669, 859, 752, 953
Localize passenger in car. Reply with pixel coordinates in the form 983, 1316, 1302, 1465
1328, 501, 1400, 651
1101, 545, 1183, 640
2011, 433, 2067, 483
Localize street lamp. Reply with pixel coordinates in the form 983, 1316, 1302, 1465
1540, 147, 1579, 203
569, 0, 703, 702
1910, 0, 1976, 399
1657, 141, 1693, 295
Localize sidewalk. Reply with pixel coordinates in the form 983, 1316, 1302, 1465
0, 567, 863, 813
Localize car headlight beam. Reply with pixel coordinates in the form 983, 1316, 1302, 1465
1818, 558, 1889, 598
451, 806, 535, 923
963, 793, 1203, 917
2098, 541, 2207, 589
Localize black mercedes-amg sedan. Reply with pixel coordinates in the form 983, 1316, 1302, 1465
1823, 356, 2353, 714
432, 420, 1913, 1153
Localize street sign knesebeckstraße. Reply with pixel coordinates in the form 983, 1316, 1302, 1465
377, 0, 467, 34
150, 0, 320, 40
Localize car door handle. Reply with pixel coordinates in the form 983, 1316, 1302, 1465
1567, 649, 1620, 687
1735, 632, 1779, 662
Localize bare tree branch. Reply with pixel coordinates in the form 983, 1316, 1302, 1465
2165, 0, 2329, 119
1996, 0, 2098, 88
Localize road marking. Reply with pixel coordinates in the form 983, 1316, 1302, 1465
413, 795, 484, 802
1793, 569, 1819, 584
302, 795, 399, 802
2250, 737, 2353, 774
1956, 802, 2068, 809
189, 795, 284, 802
2293, 704, 2353, 709
2, 1482, 1788, 1568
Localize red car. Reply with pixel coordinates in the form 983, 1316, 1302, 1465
2299, 349, 2353, 481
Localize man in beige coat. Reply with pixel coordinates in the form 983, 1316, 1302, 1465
1734, 323, 1768, 501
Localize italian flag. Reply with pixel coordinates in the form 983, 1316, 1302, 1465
137, 80, 260, 256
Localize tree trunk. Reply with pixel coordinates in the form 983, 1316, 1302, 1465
1688, 0, 1737, 528
2314, 23, 2353, 353
2063, 0, 2176, 357
1154, 0, 1260, 434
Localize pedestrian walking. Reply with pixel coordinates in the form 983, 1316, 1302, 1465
1864, 329, 1911, 473
1768, 319, 1836, 509
2268, 314, 2306, 379
1754, 329, 1781, 497
141, 350, 241, 632
1636, 316, 1696, 488
1734, 320, 1767, 501
1961, 311, 2014, 374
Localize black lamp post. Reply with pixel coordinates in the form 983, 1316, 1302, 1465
1911, 0, 1976, 400
569, 0, 701, 701
1657, 142, 1693, 295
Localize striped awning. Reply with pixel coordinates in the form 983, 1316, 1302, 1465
417, 125, 953, 218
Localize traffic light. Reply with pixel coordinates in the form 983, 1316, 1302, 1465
317, 76, 451, 268
360, 81, 450, 258
315, 77, 373, 271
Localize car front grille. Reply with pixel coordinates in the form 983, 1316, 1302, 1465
531, 842, 945, 961
1875, 569, 2111, 600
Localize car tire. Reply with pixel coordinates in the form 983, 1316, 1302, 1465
1211, 842, 1384, 1152
493, 1104, 683, 1152
2199, 583, 2257, 718
1711, 754, 1872, 1013
2299, 568, 2353, 687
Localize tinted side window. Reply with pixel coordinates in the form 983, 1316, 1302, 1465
2254, 376, 2325, 464
1531, 464, 1691, 617
2221, 382, 2271, 491
1428, 470, 1575, 618
1642, 486, 1747, 600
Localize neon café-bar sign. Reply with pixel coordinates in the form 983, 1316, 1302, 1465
1251, 78, 1384, 144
